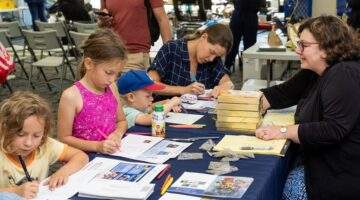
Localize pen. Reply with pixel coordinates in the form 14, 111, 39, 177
125, 132, 151, 136
169, 124, 206, 129
18, 155, 32, 182
240, 146, 274, 150
190, 74, 205, 91
160, 175, 174, 195
170, 136, 220, 142
156, 164, 171, 179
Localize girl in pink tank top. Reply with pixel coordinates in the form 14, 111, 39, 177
72, 81, 117, 141
57, 29, 128, 154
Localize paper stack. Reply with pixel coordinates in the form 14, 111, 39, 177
216, 90, 263, 133
77, 157, 166, 200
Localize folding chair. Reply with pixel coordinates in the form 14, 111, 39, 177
0, 21, 26, 54
73, 22, 97, 34
69, 31, 90, 60
35, 20, 76, 78
0, 30, 35, 89
23, 30, 74, 92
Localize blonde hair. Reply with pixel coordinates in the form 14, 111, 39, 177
79, 28, 127, 78
184, 23, 233, 54
0, 91, 52, 153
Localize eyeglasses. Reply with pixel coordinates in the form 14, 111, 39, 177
296, 40, 319, 52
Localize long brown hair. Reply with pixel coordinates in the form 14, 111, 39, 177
184, 23, 233, 54
0, 91, 52, 153
79, 28, 127, 78
298, 15, 360, 65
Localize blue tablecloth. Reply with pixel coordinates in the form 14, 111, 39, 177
72, 113, 294, 200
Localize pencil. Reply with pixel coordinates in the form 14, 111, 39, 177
169, 124, 205, 128
160, 175, 174, 195
96, 129, 108, 139
18, 155, 32, 181
180, 104, 188, 113
160, 174, 171, 191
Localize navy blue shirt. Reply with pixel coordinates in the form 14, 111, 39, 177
148, 39, 230, 90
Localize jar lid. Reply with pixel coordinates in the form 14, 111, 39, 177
154, 103, 164, 112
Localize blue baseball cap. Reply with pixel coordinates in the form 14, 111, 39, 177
117, 70, 165, 95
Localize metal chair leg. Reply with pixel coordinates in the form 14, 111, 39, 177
5, 80, 13, 93
38, 67, 52, 91
16, 57, 35, 89
28, 65, 33, 89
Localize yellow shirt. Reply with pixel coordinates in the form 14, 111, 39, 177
0, 137, 68, 188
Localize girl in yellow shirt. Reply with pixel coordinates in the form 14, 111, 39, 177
0, 91, 88, 199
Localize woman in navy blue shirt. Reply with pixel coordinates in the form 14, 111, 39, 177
148, 23, 234, 99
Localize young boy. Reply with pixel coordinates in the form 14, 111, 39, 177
116, 70, 181, 129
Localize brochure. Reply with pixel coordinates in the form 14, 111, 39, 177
77, 157, 166, 199
112, 134, 192, 164
168, 172, 253, 199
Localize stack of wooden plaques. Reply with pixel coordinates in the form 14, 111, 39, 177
216, 90, 263, 134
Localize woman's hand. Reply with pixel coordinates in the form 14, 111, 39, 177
185, 82, 205, 95
255, 126, 286, 140
15, 181, 39, 199
45, 170, 69, 191
211, 81, 234, 98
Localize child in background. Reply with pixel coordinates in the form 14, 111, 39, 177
0, 92, 88, 199
116, 70, 181, 129
58, 29, 127, 154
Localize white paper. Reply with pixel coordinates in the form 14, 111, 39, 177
198, 89, 213, 98
159, 193, 205, 200
113, 134, 163, 158
33, 159, 105, 200
165, 112, 204, 125
182, 100, 217, 110
79, 180, 154, 200
170, 172, 216, 191
137, 140, 192, 163
34, 177, 79, 200
112, 134, 191, 164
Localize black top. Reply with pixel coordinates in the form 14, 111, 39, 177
234, 0, 266, 14
261, 61, 360, 200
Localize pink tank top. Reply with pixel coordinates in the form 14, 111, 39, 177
72, 81, 118, 141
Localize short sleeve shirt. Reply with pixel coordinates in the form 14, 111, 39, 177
0, 137, 67, 188
148, 39, 230, 89
123, 106, 143, 129
104, 0, 164, 53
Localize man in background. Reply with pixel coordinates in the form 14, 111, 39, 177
224, 0, 266, 71
99, 0, 172, 71
25, 0, 47, 30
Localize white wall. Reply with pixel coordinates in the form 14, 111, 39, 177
312, 0, 336, 17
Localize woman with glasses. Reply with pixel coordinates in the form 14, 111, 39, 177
255, 15, 360, 200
